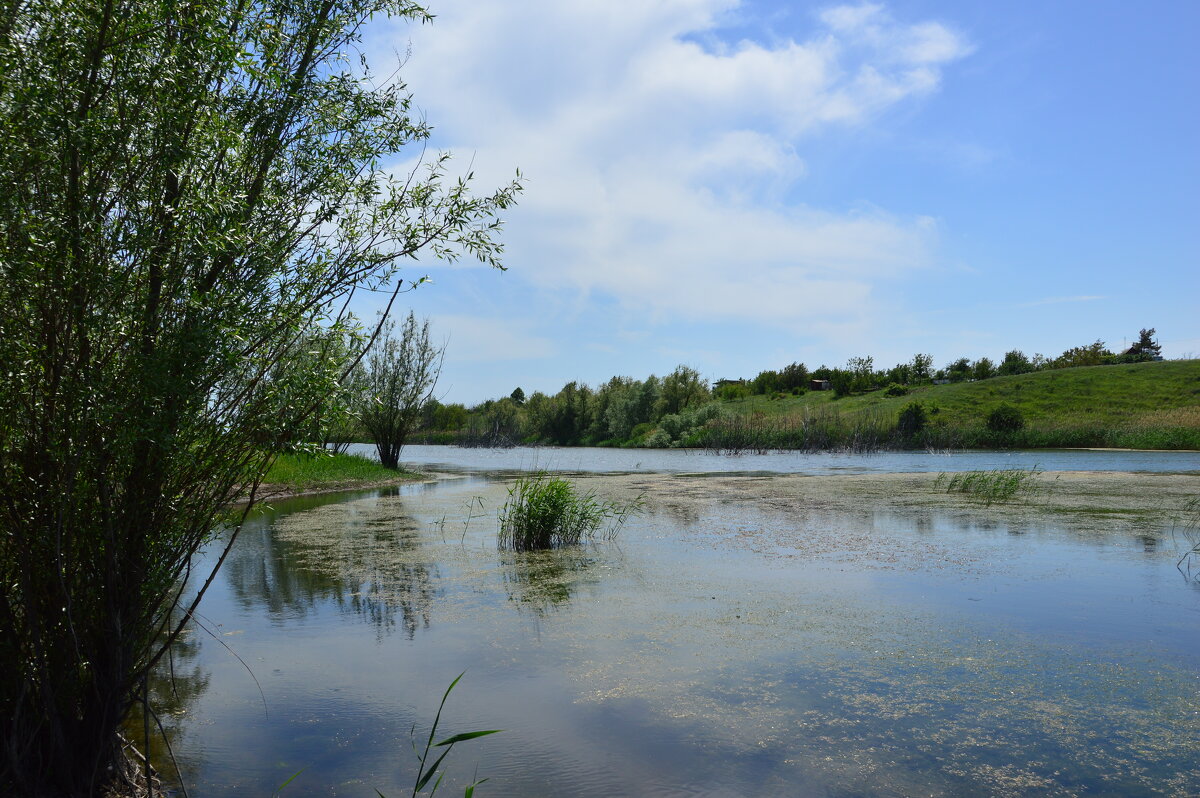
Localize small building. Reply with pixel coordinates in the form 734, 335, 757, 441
810, 379, 831, 391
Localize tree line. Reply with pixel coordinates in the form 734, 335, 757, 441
378, 327, 1164, 450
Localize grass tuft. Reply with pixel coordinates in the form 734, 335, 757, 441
933, 467, 1043, 506
498, 472, 642, 551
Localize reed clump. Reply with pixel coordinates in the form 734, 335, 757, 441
498, 472, 642, 551
698, 407, 897, 453
934, 467, 1043, 505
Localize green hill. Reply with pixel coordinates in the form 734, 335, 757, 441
709, 360, 1200, 450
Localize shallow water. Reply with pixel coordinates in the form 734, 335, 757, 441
158, 472, 1200, 797
351, 443, 1200, 476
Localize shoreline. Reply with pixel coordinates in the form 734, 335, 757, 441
234, 472, 431, 506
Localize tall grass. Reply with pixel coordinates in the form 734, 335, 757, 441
498, 472, 642, 551
1172, 498, 1200, 580
933, 467, 1043, 505
696, 412, 1200, 453
264, 452, 414, 491
697, 407, 898, 453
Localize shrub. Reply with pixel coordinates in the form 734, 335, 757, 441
644, 429, 672, 448
884, 382, 909, 397
987, 403, 1026, 433
498, 472, 641, 550
897, 401, 929, 436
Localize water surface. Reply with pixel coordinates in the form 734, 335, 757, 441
156, 467, 1200, 796
350, 443, 1200, 476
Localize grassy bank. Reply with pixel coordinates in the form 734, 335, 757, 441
261, 452, 420, 494
707, 360, 1200, 451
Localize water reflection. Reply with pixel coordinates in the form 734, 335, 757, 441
158, 473, 1200, 797
126, 614, 210, 789
500, 549, 598, 616
223, 492, 439, 638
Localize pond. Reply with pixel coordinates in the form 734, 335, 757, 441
154, 459, 1200, 796
350, 443, 1200, 476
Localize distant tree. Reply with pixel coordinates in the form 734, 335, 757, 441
846, 355, 875, 393
779, 362, 810, 392
597, 377, 639, 440
886, 362, 912, 386
714, 381, 752, 401
945, 357, 972, 383
433, 402, 469, 431
511, 387, 527, 405
482, 397, 521, 442
361, 313, 445, 469
830, 369, 854, 398
751, 369, 781, 395
1053, 340, 1113, 368
997, 350, 1034, 376
909, 353, 934, 383
1122, 328, 1162, 361
541, 381, 593, 444
657, 365, 709, 416
971, 357, 996, 381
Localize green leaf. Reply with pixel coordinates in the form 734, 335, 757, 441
434, 729, 503, 747
272, 767, 307, 796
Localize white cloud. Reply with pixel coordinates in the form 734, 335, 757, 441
369, 1, 970, 341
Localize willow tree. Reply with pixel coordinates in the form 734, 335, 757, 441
0, 1, 519, 794
361, 311, 443, 468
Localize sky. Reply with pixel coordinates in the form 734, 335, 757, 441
353, 0, 1199, 406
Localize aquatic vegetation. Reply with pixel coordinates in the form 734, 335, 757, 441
406, 673, 500, 797
934, 467, 1043, 505
275, 673, 498, 798
498, 472, 642, 550
1172, 497, 1200, 580
699, 407, 896, 453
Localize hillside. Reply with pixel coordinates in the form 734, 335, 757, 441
713, 360, 1200, 450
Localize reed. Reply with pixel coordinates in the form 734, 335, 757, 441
498, 472, 641, 551
933, 467, 1043, 505
698, 407, 898, 453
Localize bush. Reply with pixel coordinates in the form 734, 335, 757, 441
897, 401, 929, 436
498, 472, 641, 550
987, 403, 1026, 433
644, 429, 672, 448
884, 382, 909, 397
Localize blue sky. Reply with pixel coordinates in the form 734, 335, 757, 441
356, 1, 1198, 406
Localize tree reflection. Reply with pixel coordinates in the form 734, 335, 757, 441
124, 612, 209, 791
222, 494, 439, 639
